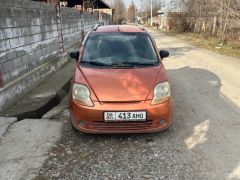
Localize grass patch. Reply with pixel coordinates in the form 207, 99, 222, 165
158, 29, 240, 59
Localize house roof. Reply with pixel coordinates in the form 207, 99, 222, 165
93, 0, 113, 9
67, 0, 113, 9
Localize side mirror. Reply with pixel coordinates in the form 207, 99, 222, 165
70, 51, 79, 61
160, 50, 169, 59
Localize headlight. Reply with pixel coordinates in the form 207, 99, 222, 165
72, 83, 94, 107
151, 82, 170, 105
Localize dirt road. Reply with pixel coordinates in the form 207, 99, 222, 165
33, 28, 240, 180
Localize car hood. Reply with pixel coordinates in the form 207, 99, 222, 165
77, 66, 163, 102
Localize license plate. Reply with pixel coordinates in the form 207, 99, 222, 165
104, 111, 146, 122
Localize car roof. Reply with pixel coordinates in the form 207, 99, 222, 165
92, 25, 146, 33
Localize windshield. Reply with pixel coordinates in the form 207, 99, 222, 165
81, 32, 159, 68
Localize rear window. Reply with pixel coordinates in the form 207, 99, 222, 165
81, 32, 159, 68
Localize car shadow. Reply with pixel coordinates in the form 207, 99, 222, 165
80, 66, 240, 177
38, 66, 240, 179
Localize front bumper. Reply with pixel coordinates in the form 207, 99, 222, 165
69, 99, 173, 134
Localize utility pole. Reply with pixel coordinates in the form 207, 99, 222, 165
150, 0, 153, 26
116, 0, 119, 24
141, 0, 143, 23
135, 6, 137, 24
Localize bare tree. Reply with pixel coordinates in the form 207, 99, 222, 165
167, 0, 240, 44
128, 1, 136, 23
109, 0, 127, 24
142, 0, 163, 16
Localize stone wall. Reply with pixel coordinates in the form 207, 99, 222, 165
0, 0, 111, 111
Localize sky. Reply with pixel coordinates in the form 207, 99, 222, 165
124, 0, 142, 9
123, 0, 170, 9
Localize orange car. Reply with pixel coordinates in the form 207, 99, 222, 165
69, 25, 172, 134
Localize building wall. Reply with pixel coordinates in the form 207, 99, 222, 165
94, 8, 113, 17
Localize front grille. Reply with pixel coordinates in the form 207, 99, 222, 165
89, 120, 153, 131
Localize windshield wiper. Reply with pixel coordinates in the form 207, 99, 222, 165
111, 63, 135, 68
80, 61, 159, 68
80, 61, 111, 67
119, 62, 159, 66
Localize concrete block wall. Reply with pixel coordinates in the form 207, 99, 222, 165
60, 9, 108, 50
0, 0, 110, 85
0, 0, 61, 84
0, 0, 111, 111
60, 7, 88, 50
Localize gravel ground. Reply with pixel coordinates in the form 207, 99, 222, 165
34, 28, 240, 180
36, 112, 207, 180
